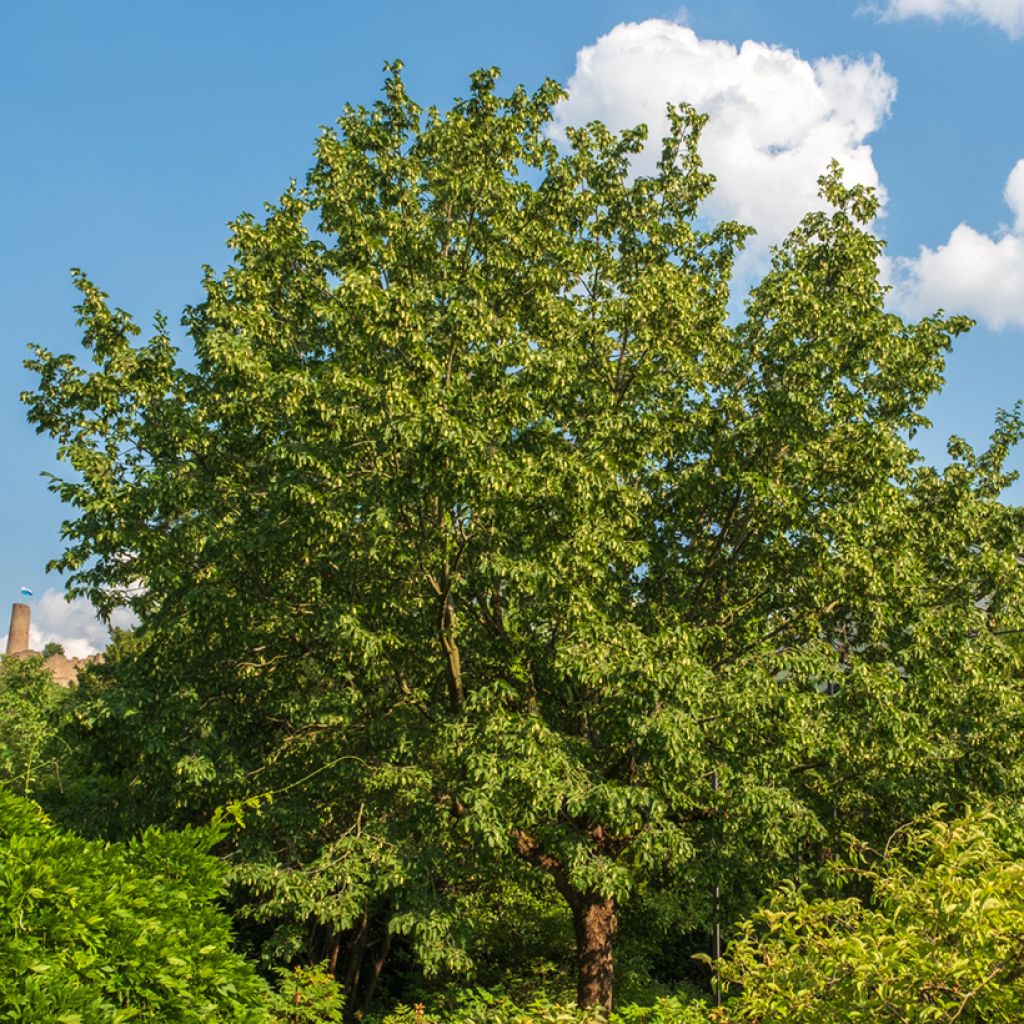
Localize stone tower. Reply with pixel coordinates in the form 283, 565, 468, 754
4, 601, 103, 685
6, 602, 29, 655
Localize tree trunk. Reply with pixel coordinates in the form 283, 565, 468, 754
339, 910, 370, 998
571, 893, 617, 1013
511, 828, 618, 1012
358, 931, 392, 1018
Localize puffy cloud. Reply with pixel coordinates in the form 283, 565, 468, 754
2, 590, 135, 659
554, 20, 896, 251
889, 159, 1024, 330
876, 0, 1024, 37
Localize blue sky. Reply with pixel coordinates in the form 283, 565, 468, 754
3, 0, 1023, 650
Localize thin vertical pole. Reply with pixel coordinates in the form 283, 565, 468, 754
826, 677, 838, 822
712, 769, 722, 1006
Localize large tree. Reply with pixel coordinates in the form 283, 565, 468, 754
25, 65, 1024, 1010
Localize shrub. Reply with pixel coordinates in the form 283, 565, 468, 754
369, 988, 710, 1024
267, 963, 347, 1022
0, 790, 271, 1022
714, 810, 1024, 1022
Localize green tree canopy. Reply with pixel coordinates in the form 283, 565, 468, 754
24, 64, 1024, 1009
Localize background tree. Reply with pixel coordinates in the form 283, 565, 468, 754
0, 654, 67, 798
24, 65, 1024, 1010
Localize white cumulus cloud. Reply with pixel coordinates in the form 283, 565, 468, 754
554, 20, 897, 252
2, 590, 135, 659
877, 0, 1024, 38
889, 159, 1024, 330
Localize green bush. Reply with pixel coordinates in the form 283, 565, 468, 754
715, 810, 1024, 1023
268, 963, 347, 1022
612, 998, 711, 1024
0, 790, 272, 1022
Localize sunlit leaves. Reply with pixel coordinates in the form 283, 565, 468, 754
717, 812, 1024, 1023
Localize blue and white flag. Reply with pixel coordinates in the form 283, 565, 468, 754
19, 587, 33, 597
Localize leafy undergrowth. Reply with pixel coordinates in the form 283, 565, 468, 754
368, 990, 711, 1024
270, 964, 347, 1022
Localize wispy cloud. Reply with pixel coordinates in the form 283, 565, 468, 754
2, 590, 135, 659
874, 0, 1024, 38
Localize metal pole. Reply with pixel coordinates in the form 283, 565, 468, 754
712, 769, 722, 1007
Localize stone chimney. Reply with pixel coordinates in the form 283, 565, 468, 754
6, 603, 30, 655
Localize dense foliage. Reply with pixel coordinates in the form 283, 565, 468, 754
366, 989, 708, 1024
0, 790, 271, 1022
18, 63, 1024, 1013
715, 810, 1024, 1023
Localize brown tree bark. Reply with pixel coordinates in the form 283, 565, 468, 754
339, 909, 370, 999
511, 828, 618, 1012
358, 931, 392, 1018
330, 907, 396, 1022
571, 893, 617, 1012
